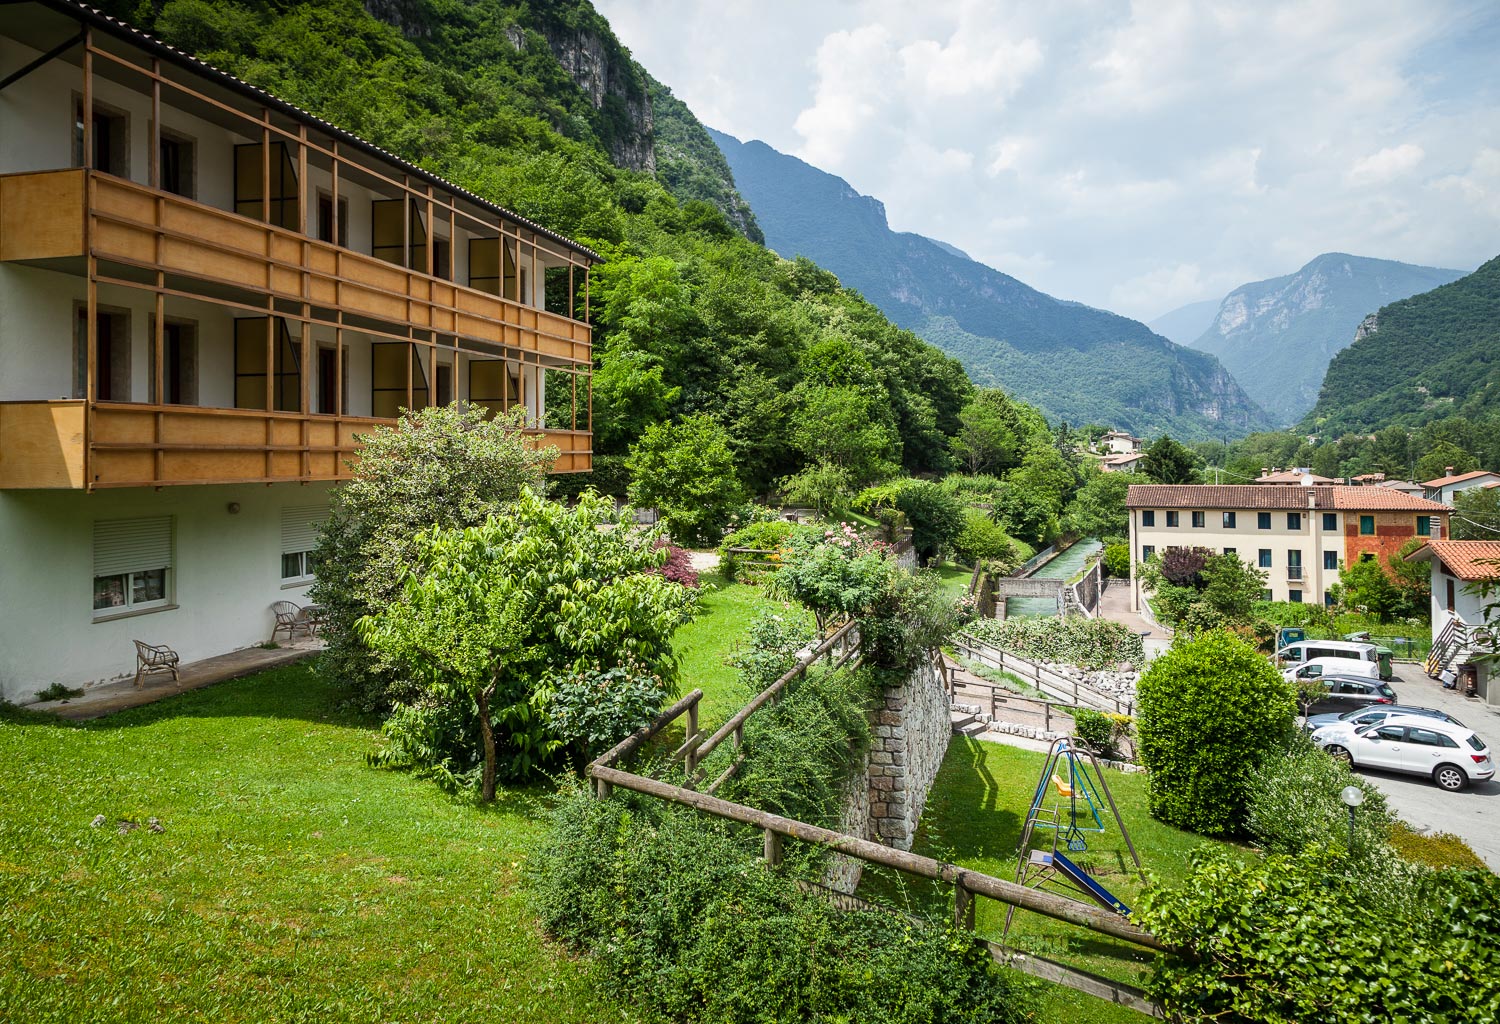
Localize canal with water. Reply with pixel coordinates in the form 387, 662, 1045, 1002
1004, 538, 1103, 618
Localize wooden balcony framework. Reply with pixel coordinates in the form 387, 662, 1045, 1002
0, 22, 598, 488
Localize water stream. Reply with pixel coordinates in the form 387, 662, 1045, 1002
1004, 537, 1102, 618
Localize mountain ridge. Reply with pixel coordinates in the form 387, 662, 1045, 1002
1186, 252, 1466, 425
710, 128, 1270, 439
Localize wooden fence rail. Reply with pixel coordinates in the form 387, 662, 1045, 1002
953, 633, 1135, 717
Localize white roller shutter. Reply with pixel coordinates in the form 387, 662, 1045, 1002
94, 517, 173, 576
281, 506, 327, 554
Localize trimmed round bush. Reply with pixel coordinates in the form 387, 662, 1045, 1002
1135, 629, 1296, 837
1102, 542, 1130, 578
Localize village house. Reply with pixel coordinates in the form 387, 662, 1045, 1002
1126, 484, 1450, 608
1406, 540, 1500, 706
1100, 452, 1146, 473
0, 0, 597, 701
1253, 467, 1334, 486
1099, 429, 1143, 455
1422, 469, 1500, 505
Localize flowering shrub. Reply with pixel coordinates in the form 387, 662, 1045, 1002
965, 616, 1144, 669
728, 611, 817, 692
547, 660, 673, 758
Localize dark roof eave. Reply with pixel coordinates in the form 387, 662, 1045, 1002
33, 0, 603, 263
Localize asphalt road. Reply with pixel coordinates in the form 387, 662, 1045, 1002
1338, 664, 1500, 870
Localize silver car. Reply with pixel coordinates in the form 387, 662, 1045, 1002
1312, 715, 1495, 791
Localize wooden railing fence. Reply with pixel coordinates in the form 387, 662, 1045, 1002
952, 633, 1136, 717
586, 626, 1168, 1015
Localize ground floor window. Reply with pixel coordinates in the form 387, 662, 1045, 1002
1288, 590, 1303, 603
93, 517, 173, 617
281, 506, 327, 585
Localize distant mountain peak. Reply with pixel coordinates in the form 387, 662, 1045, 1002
712, 131, 1269, 439
1186, 254, 1467, 425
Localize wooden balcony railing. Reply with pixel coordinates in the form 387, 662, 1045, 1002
0, 400, 591, 490
0, 169, 591, 365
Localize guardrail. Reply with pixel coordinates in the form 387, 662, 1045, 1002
952, 633, 1135, 716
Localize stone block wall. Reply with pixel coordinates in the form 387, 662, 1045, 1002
868, 656, 952, 851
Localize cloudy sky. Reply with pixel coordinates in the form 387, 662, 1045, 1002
594, 0, 1500, 321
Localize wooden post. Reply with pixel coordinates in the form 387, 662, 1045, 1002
82, 33, 92, 170
261, 111, 271, 224
149, 59, 160, 189
330, 141, 340, 245
763, 828, 782, 867
954, 881, 976, 930
298, 124, 309, 237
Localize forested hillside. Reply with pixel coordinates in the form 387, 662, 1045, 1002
1303, 255, 1500, 435
104, 0, 979, 494
1187, 253, 1464, 425
709, 128, 1271, 440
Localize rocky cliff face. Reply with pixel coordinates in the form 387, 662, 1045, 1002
536, 25, 655, 174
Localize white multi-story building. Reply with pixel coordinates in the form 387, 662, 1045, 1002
1126, 484, 1450, 608
1407, 540, 1500, 705
0, 0, 597, 702
1421, 470, 1500, 506
1100, 430, 1142, 455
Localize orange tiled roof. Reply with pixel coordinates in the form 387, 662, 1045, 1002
1421, 470, 1500, 488
1126, 484, 1449, 512
1255, 470, 1334, 484
1407, 540, 1500, 580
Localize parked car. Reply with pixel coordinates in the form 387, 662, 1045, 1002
1294, 675, 1398, 717
1284, 657, 1381, 684
1303, 704, 1463, 734
1311, 715, 1494, 791
1277, 639, 1392, 680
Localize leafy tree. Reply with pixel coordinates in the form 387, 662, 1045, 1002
950, 389, 1025, 475
1452, 485, 1500, 540
999, 484, 1059, 548
1387, 537, 1432, 612
1135, 629, 1296, 836
888, 479, 966, 564
358, 491, 696, 799
591, 349, 681, 452
1159, 546, 1211, 586
1142, 436, 1201, 484
789, 384, 900, 489
1336, 555, 1408, 620
1413, 440, 1477, 483
311, 405, 555, 712
1101, 542, 1131, 578
627, 414, 745, 546
779, 459, 856, 518
1061, 470, 1129, 538
1198, 552, 1269, 623
955, 510, 1021, 568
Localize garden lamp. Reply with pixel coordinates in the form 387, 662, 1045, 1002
1339, 785, 1364, 854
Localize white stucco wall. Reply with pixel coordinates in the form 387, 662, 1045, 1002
0, 482, 333, 702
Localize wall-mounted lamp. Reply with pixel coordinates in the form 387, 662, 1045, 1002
227, 502, 241, 515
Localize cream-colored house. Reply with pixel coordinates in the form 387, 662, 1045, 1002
1127, 484, 1450, 609
1406, 540, 1500, 705
1100, 430, 1143, 455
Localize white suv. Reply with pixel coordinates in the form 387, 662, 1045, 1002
1311, 715, 1495, 792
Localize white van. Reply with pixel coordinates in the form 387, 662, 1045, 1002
1283, 657, 1380, 682
1276, 640, 1378, 668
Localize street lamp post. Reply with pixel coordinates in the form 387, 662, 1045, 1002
1340, 785, 1365, 854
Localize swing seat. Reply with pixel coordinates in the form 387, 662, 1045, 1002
1050, 774, 1077, 798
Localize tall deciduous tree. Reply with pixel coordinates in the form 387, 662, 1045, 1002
627, 413, 744, 546
1143, 436, 1201, 484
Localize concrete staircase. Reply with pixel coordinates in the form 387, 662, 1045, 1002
950, 705, 987, 737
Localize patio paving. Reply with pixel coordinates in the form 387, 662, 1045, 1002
30, 637, 323, 722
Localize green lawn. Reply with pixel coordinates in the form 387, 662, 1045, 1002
860, 736, 1245, 1023
0, 665, 615, 1023
671, 570, 807, 721
933, 559, 974, 601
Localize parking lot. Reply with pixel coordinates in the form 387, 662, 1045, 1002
1339, 663, 1500, 870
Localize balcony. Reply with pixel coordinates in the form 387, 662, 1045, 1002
0, 400, 590, 489
1287, 566, 1304, 582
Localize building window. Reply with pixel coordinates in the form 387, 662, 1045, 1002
1166, 511, 1179, 528
1258, 549, 1272, 568
1287, 512, 1302, 530
1141, 510, 1155, 527
1447, 578, 1456, 613
1360, 552, 1375, 562
281, 506, 327, 585
149, 318, 199, 405
1324, 590, 1335, 607
1222, 512, 1236, 528
1192, 511, 1205, 528
1360, 515, 1375, 535
74, 98, 129, 177
1322, 512, 1337, 531
74, 306, 131, 402
1258, 512, 1271, 530
93, 517, 173, 617
1324, 551, 1339, 571
1288, 550, 1303, 580
1141, 545, 1155, 561
1417, 516, 1432, 537
1224, 547, 1237, 556
159, 130, 196, 198
1261, 589, 1273, 601
1288, 590, 1303, 604
318, 192, 349, 247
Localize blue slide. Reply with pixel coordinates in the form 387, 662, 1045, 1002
1050, 850, 1130, 916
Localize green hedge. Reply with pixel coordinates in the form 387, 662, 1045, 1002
965, 616, 1143, 669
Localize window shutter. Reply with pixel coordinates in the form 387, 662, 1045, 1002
281, 506, 326, 554
94, 517, 173, 576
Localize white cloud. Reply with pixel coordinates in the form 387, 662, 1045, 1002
596, 0, 1500, 319
1346, 144, 1426, 185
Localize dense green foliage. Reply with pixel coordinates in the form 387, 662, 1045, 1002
1305, 253, 1500, 435
311, 405, 554, 712
358, 491, 696, 793
954, 509, 1024, 570
1244, 732, 1394, 865
964, 616, 1144, 669
1452, 484, 1500, 540
648, 77, 762, 243
1101, 542, 1130, 578
1135, 630, 1296, 836
856, 479, 967, 563
1187, 253, 1464, 425
529, 791, 1040, 1024
1139, 849, 1500, 1024
1060, 471, 1130, 538
1141, 436, 1200, 484
626, 413, 744, 545
1138, 549, 1268, 632
712, 129, 1271, 440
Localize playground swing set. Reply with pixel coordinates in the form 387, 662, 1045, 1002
1002, 736, 1144, 944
